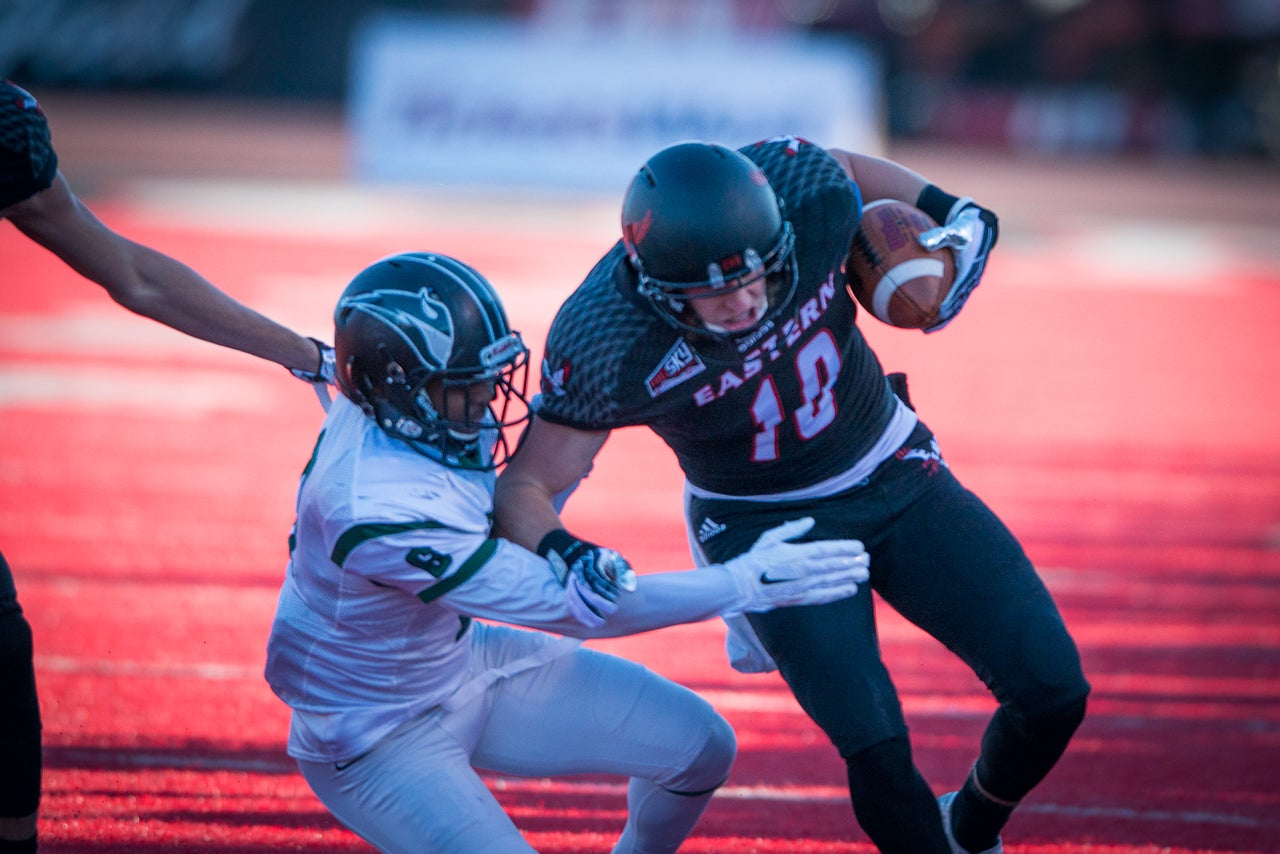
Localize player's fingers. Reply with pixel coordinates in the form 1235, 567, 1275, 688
825, 582, 862, 600
789, 537, 867, 560
781, 557, 869, 587
800, 580, 861, 606
754, 517, 815, 548
820, 552, 871, 579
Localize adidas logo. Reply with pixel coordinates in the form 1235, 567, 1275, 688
696, 517, 727, 543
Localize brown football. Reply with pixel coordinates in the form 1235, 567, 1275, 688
846, 200, 955, 329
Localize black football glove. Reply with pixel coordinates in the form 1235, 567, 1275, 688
538, 529, 637, 627
915, 186, 999, 333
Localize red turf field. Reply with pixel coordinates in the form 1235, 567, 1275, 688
1, 95, 1279, 852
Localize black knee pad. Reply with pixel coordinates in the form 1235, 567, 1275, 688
975, 690, 1089, 804
1031, 691, 1089, 749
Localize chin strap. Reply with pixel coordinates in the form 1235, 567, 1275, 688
312, 381, 333, 412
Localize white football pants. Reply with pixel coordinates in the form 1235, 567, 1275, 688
297, 624, 736, 853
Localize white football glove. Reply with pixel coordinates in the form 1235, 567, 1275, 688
915, 191, 999, 333
722, 518, 870, 613
564, 565, 620, 629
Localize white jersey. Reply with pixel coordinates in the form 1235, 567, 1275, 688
265, 397, 585, 763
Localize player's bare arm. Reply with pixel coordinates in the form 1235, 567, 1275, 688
493, 416, 608, 548
3, 172, 328, 377
826, 147, 930, 203
493, 418, 635, 612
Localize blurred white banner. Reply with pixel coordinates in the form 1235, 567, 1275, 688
348, 13, 883, 193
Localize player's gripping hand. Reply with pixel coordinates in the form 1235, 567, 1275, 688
722, 518, 870, 612
915, 186, 999, 333
538, 529, 637, 628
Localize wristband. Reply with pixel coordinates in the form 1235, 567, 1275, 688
289, 337, 336, 384
916, 184, 963, 226
536, 528, 578, 560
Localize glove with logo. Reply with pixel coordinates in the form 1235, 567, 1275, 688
915, 185, 999, 333
721, 517, 870, 612
538, 529, 637, 628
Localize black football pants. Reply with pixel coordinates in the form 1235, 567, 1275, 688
690, 422, 1090, 849
0, 549, 42, 820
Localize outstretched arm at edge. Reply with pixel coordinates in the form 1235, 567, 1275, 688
3, 172, 325, 375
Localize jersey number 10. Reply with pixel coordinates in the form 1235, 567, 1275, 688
749, 330, 841, 463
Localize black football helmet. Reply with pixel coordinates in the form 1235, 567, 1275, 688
333, 252, 529, 469
621, 141, 798, 340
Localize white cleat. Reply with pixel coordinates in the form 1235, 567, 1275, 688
938, 791, 1003, 854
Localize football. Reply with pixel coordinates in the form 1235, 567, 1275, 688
847, 200, 955, 329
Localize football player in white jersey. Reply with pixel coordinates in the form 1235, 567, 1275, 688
264, 252, 872, 853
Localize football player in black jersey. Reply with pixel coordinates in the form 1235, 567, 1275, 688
494, 137, 1090, 853
0, 80, 335, 853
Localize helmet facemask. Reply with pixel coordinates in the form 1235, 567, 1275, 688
634, 222, 798, 341
354, 333, 529, 471
425, 333, 530, 469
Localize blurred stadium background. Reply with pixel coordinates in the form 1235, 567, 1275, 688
4, 2, 1280, 852
3, 0, 1279, 163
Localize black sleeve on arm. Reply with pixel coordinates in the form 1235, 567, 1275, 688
0, 81, 59, 209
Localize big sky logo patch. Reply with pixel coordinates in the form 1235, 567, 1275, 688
646, 339, 706, 398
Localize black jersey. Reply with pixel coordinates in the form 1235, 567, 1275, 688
538, 137, 899, 496
0, 81, 58, 210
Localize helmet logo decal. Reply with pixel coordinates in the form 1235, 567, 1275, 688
341, 288, 453, 370
623, 209, 652, 250
645, 338, 706, 398
542, 358, 571, 397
